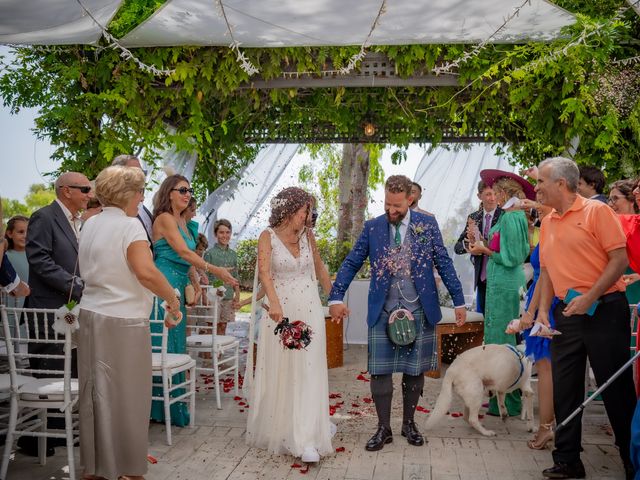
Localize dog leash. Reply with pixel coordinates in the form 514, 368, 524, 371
505, 344, 525, 389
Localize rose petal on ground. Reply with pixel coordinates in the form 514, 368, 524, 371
300, 464, 310, 474
335, 447, 346, 452
362, 397, 373, 404
147, 455, 158, 464
291, 463, 302, 468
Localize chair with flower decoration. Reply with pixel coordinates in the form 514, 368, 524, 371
0, 305, 79, 480
186, 293, 240, 409
149, 299, 196, 446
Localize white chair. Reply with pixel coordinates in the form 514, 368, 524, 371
0, 306, 79, 480
149, 299, 196, 446
0, 307, 34, 436
186, 295, 240, 409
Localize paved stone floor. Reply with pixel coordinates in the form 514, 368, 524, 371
6, 345, 627, 479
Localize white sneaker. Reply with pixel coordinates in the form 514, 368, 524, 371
329, 422, 337, 438
301, 446, 320, 463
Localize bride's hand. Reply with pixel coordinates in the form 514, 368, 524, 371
268, 302, 284, 323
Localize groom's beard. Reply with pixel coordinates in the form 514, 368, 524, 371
386, 209, 408, 225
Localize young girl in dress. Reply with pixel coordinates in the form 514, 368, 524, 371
4, 216, 29, 308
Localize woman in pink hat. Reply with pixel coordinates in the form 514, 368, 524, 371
469, 170, 531, 417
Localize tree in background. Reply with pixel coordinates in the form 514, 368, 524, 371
1, 183, 56, 223
298, 144, 384, 268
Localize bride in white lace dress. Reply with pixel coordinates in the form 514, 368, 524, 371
246, 187, 334, 462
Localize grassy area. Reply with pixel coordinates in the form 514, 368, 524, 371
239, 291, 253, 313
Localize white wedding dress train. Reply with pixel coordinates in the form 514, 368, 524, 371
246, 228, 333, 458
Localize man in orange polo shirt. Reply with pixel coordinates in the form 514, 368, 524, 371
535, 157, 636, 480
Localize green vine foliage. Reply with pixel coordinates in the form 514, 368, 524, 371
0, 1, 638, 193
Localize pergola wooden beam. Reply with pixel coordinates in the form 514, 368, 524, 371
240, 52, 461, 89
242, 74, 460, 89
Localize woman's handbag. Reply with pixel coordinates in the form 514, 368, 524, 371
387, 308, 417, 346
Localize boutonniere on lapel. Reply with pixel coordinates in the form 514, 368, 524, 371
410, 222, 429, 244
53, 300, 80, 334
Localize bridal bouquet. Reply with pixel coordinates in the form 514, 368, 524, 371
273, 318, 313, 350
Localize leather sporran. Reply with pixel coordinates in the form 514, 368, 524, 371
387, 308, 417, 346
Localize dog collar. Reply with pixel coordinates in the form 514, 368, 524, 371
506, 344, 525, 389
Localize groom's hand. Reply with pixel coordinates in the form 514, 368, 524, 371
329, 303, 349, 323
454, 306, 466, 327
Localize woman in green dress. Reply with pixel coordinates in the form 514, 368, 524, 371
150, 175, 238, 426
470, 170, 532, 416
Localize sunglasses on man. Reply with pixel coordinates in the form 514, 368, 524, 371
61, 185, 92, 194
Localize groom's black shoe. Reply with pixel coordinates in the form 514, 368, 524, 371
365, 425, 393, 451
542, 460, 586, 479
401, 420, 425, 446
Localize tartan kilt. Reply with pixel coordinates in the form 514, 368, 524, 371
368, 308, 436, 375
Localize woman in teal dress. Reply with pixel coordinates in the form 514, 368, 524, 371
470, 171, 532, 417
150, 175, 239, 426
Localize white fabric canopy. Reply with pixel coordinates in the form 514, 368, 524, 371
199, 144, 299, 243
121, 0, 574, 47
0, 0, 122, 45
0, 0, 574, 47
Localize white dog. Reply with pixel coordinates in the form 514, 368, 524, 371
425, 344, 534, 436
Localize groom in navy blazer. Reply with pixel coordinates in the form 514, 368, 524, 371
329, 175, 466, 451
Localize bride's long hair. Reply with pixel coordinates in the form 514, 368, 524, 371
268, 187, 313, 228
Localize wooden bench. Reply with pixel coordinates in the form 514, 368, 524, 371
425, 308, 484, 378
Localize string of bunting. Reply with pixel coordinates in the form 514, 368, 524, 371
432, 0, 533, 76
214, 0, 260, 76
337, 0, 387, 75
76, 0, 175, 76
613, 55, 640, 66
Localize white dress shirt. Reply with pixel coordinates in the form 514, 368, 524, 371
389, 209, 411, 244
55, 199, 82, 239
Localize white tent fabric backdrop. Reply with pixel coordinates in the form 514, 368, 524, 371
198, 144, 299, 244
0, 0, 573, 46
0, 0, 122, 45
121, 0, 574, 47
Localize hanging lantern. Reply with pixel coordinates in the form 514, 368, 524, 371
363, 121, 376, 137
